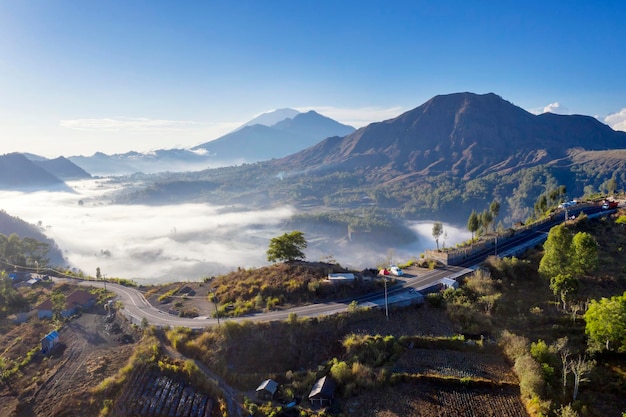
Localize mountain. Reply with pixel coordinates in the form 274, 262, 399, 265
0, 153, 68, 190
0, 210, 65, 266
31, 156, 91, 181
273, 92, 626, 181
238, 108, 301, 129
192, 110, 355, 162
68, 149, 217, 176
114, 91, 626, 228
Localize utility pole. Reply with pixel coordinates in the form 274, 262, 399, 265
210, 288, 220, 327
384, 277, 389, 320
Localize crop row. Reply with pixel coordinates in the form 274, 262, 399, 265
395, 348, 517, 383
434, 387, 527, 417
114, 368, 213, 417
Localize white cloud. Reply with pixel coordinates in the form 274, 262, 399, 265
528, 102, 570, 115
59, 117, 198, 132
604, 108, 626, 132
542, 102, 569, 114
295, 105, 405, 128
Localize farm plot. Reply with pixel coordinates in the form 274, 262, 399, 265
345, 379, 528, 417
112, 367, 214, 417
395, 348, 518, 384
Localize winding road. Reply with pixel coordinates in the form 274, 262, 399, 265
75, 264, 469, 329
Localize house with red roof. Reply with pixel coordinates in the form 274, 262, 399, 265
36, 289, 96, 319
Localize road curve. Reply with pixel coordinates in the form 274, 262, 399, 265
69, 265, 469, 329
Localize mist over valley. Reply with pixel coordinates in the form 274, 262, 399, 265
0, 179, 467, 283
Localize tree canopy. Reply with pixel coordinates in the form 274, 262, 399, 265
538, 225, 598, 280
584, 292, 626, 353
266, 231, 308, 263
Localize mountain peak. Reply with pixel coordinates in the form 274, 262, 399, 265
239, 108, 301, 129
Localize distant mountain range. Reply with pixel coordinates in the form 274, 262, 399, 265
0, 153, 90, 191
66, 109, 355, 176
115, 92, 626, 226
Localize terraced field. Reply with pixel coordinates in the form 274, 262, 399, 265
346, 379, 527, 417
112, 367, 214, 417
395, 347, 518, 384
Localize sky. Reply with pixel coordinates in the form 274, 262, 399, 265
1, 1, 626, 158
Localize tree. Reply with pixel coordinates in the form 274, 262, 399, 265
266, 231, 307, 263
480, 210, 493, 235
584, 292, 626, 353
489, 199, 501, 231
550, 273, 578, 310
538, 224, 573, 280
569, 355, 595, 401
467, 211, 480, 241
51, 292, 67, 320
432, 222, 443, 251
571, 232, 598, 275
552, 337, 571, 395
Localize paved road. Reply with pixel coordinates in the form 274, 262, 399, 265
73, 265, 470, 329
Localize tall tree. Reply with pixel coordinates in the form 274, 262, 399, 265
480, 210, 493, 235
571, 232, 598, 275
467, 211, 480, 241
51, 292, 67, 320
432, 222, 443, 251
584, 292, 626, 353
539, 224, 574, 279
489, 199, 501, 231
550, 273, 578, 310
266, 231, 308, 263
569, 356, 595, 401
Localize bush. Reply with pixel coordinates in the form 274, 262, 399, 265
514, 354, 545, 398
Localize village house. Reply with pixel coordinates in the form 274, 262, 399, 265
36, 289, 96, 319
256, 378, 279, 401
308, 375, 336, 407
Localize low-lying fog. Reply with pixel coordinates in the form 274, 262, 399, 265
1, 179, 470, 284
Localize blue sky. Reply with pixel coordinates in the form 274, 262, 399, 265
1, 1, 625, 157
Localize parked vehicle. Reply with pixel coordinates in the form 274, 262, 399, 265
390, 266, 403, 276
602, 200, 619, 210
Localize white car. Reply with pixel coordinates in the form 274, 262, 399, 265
390, 266, 403, 276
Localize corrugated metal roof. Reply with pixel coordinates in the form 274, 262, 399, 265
309, 375, 335, 399
256, 378, 279, 394
44, 330, 59, 341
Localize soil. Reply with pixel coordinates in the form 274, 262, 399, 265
0, 307, 139, 417
344, 379, 527, 417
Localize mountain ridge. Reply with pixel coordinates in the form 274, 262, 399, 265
271, 92, 626, 181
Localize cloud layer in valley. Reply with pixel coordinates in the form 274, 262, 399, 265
0, 180, 295, 283
0, 180, 470, 284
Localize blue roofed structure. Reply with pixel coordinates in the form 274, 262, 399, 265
41, 330, 59, 354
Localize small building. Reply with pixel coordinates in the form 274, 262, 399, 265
308, 375, 336, 407
41, 330, 59, 354
440, 277, 459, 289
36, 299, 54, 319
327, 273, 355, 285
66, 289, 96, 313
36, 289, 96, 319
256, 378, 279, 401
